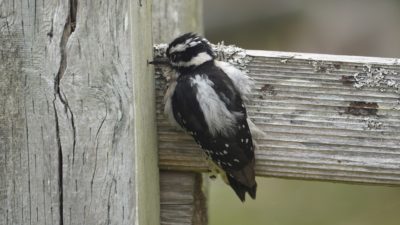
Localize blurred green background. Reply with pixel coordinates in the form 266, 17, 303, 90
203, 0, 400, 224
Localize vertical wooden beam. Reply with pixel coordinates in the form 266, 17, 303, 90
0, 0, 157, 224
131, 1, 160, 225
152, 0, 207, 224
160, 172, 207, 225
0, 1, 62, 223
152, 0, 204, 42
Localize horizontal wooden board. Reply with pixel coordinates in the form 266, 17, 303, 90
155, 48, 400, 186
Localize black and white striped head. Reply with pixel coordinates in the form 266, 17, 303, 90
166, 33, 216, 72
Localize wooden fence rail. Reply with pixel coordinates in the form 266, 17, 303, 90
155, 46, 400, 186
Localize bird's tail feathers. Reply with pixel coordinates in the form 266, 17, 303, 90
227, 175, 257, 202
227, 158, 257, 202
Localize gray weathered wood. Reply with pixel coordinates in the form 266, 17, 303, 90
152, 0, 203, 43
152, 1, 207, 225
160, 171, 207, 225
131, 1, 160, 225
0, 1, 158, 225
156, 47, 400, 186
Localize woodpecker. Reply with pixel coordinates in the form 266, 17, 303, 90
158, 33, 259, 202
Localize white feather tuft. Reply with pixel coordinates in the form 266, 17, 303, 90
215, 61, 254, 100
191, 75, 241, 137
163, 80, 182, 130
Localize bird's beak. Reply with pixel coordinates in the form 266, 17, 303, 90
148, 57, 170, 65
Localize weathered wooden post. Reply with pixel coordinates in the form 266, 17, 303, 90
152, 1, 208, 225
0, 1, 159, 225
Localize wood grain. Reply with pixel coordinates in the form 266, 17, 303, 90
152, 0, 203, 43
156, 49, 400, 186
132, 1, 160, 225
0, 1, 155, 225
160, 171, 207, 225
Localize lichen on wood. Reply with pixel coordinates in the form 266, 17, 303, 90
353, 65, 399, 93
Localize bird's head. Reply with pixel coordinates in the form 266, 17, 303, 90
166, 33, 215, 72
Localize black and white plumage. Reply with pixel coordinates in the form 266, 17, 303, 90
163, 33, 258, 202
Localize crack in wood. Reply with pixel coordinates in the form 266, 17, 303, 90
24, 101, 32, 225
47, 19, 53, 40
52, 98, 63, 225
90, 102, 107, 197
106, 179, 115, 225
52, 0, 78, 224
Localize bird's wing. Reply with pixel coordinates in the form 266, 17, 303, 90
171, 71, 257, 200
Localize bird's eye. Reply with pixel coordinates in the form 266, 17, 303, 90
170, 53, 177, 61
